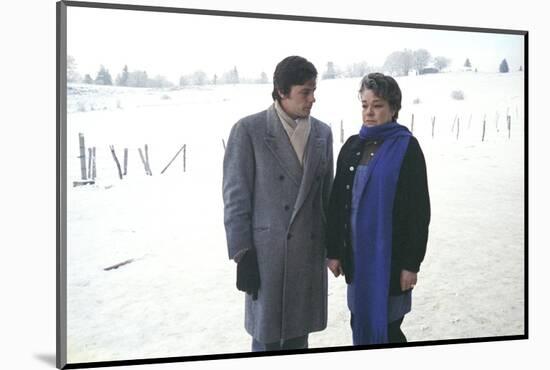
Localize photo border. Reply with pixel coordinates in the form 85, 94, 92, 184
56, 1, 529, 368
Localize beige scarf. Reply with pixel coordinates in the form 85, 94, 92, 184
274, 100, 311, 167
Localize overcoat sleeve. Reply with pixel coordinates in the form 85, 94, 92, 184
392, 137, 431, 273
222, 119, 255, 260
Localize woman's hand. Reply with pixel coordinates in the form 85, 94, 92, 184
400, 269, 418, 291
327, 259, 343, 277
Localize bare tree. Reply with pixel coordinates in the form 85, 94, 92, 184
345, 61, 371, 78
434, 56, 451, 71
413, 49, 431, 74
67, 55, 81, 82
384, 49, 414, 76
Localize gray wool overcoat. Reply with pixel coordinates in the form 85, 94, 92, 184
223, 104, 334, 343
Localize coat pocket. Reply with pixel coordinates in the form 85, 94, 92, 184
252, 227, 270, 247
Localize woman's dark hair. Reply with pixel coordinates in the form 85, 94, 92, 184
272, 56, 317, 101
359, 72, 402, 121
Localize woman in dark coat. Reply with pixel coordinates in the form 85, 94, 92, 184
326, 73, 430, 345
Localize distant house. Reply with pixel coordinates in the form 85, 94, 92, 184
419, 67, 440, 75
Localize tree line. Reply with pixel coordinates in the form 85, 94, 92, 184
67, 51, 521, 88
322, 50, 520, 79
67, 56, 269, 88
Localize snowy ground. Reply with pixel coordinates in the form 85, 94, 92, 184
65, 71, 525, 363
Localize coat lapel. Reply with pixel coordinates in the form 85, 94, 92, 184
290, 120, 325, 225
264, 105, 303, 187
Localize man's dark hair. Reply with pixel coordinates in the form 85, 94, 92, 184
272, 56, 317, 102
359, 72, 402, 121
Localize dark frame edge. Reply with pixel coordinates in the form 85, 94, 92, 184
62, 0, 527, 35
60, 334, 527, 369
57, 1, 68, 369
524, 31, 529, 339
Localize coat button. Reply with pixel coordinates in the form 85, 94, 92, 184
287, 233, 292, 240
370, 152, 374, 157
284, 205, 290, 211
279, 175, 285, 180
346, 185, 350, 190
310, 233, 316, 240
349, 166, 355, 172
356, 152, 361, 156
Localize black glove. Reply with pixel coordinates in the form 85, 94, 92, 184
236, 249, 260, 300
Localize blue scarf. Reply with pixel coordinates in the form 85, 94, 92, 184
350, 121, 411, 345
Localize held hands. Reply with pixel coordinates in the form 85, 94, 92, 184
327, 259, 344, 278
236, 249, 260, 300
400, 269, 418, 291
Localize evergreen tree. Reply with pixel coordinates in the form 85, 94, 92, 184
223, 67, 239, 84
259, 71, 268, 84
116, 65, 129, 86
499, 59, 510, 73
84, 74, 94, 84
464, 58, 472, 68
232, 66, 239, 84
323, 62, 337, 79
95, 65, 113, 85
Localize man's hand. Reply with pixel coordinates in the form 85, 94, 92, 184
327, 259, 343, 278
236, 249, 260, 300
400, 269, 418, 291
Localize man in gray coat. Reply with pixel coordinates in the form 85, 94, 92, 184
223, 56, 334, 352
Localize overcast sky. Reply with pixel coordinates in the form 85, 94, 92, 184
67, 6, 525, 82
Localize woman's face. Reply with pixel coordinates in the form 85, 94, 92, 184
361, 89, 395, 127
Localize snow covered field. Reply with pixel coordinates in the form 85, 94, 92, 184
65, 71, 525, 363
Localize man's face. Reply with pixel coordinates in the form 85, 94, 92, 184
279, 79, 317, 119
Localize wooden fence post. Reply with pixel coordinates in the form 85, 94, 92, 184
451, 114, 458, 133
456, 118, 460, 140
123, 148, 128, 176
507, 115, 511, 139
161, 144, 186, 174
431, 116, 436, 138
482, 115, 487, 142
92, 147, 97, 180
110, 145, 123, 179
411, 113, 415, 134
222, 139, 226, 151
145, 144, 152, 175
78, 133, 87, 180
183, 144, 187, 172
340, 120, 344, 144
87, 147, 92, 179
138, 148, 149, 176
